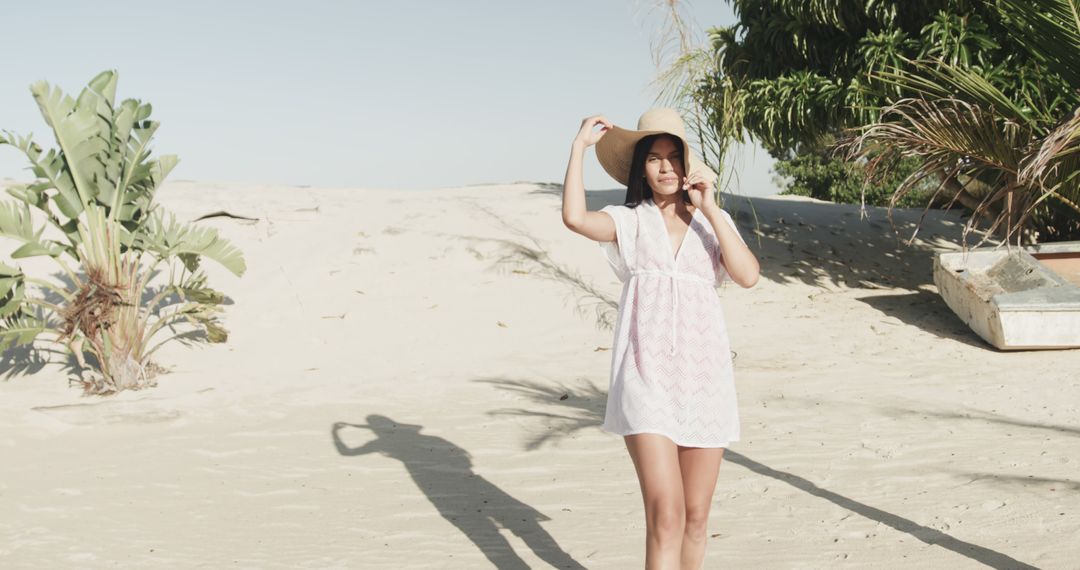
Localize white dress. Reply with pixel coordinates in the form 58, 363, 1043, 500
598, 198, 744, 448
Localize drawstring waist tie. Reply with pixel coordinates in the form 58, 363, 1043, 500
629, 270, 713, 355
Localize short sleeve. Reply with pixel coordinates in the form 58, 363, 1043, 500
713, 209, 746, 286
598, 204, 633, 283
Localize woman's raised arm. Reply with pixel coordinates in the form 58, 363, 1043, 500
562, 115, 617, 243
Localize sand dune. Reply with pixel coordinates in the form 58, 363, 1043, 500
1, 181, 1077, 568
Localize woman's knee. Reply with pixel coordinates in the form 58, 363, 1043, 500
684, 505, 710, 539
646, 501, 686, 539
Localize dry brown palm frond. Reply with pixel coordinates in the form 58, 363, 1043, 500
645, 1, 715, 137
855, 98, 1031, 173
58, 266, 130, 342
841, 96, 1044, 246
1020, 105, 1080, 213
641, 0, 700, 73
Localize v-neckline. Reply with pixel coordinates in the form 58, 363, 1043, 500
648, 198, 697, 266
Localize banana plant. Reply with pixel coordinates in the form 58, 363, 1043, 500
0, 70, 246, 394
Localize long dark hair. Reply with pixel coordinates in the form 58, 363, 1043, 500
623, 133, 691, 207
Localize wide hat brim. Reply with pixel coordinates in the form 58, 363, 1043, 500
595, 108, 716, 187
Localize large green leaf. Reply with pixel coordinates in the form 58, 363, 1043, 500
86, 70, 118, 108
0, 130, 84, 219
0, 263, 28, 319
0, 201, 68, 259
0, 262, 24, 303
0, 314, 47, 350
6, 182, 50, 209
139, 210, 247, 277
29, 80, 107, 208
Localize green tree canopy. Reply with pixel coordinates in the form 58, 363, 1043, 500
673, 0, 1080, 239
703, 0, 1073, 156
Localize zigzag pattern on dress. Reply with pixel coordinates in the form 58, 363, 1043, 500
597, 199, 743, 448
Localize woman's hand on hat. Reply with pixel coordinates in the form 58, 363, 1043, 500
574, 115, 613, 148
684, 171, 717, 212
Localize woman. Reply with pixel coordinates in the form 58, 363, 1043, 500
561, 108, 759, 569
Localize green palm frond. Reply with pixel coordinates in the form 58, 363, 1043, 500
0, 260, 43, 347
874, 58, 1045, 127
997, 0, 1080, 90
0, 130, 84, 220
138, 210, 246, 277
0, 262, 29, 318
0, 201, 69, 259
0, 313, 47, 351
176, 269, 225, 305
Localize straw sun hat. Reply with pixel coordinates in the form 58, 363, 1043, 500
595, 107, 716, 187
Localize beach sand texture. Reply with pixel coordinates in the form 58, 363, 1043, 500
1, 181, 1078, 568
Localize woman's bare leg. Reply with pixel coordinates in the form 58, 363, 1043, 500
625, 433, 685, 570
677, 446, 724, 570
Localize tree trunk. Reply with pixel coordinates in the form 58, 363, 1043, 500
107, 352, 153, 391
939, 174, 997, 219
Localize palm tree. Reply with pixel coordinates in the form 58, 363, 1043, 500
0, 70, 246, 394
843, 0, 1080, 246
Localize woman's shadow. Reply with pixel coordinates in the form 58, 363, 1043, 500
331, 415, 587, 569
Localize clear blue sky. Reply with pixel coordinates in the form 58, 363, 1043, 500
0, 1, 779, 195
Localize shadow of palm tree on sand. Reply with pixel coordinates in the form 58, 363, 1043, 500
477, 376, 1040, 569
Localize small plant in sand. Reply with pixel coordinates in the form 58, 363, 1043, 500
0, 70, 246, 394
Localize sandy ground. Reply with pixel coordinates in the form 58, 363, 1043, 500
1, 180, 1078, 569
